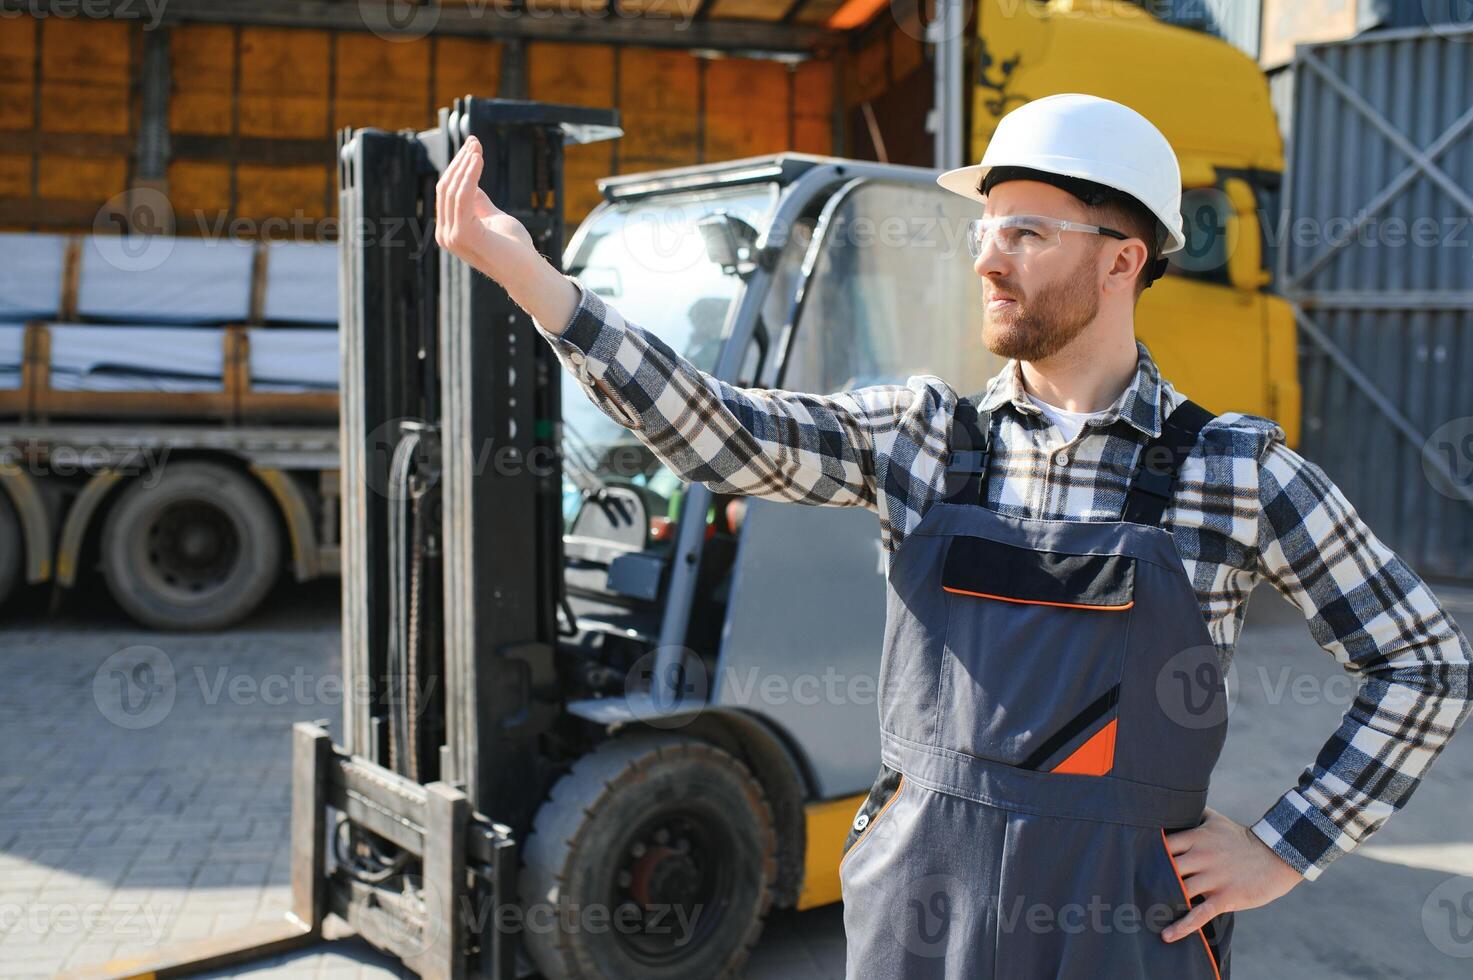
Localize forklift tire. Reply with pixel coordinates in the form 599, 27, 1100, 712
100, 461, 282, 630
519, 735, 778, 980
0, 489, 20, 610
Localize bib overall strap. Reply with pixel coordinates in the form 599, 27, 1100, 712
1122, 398, 1216, 528
945, 393, 994, 506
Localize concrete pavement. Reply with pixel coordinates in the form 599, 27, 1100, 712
2, 577, 1470, 978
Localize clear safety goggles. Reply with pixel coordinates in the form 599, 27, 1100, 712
965, 214, 1129, 258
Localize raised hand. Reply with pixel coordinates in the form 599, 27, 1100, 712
431, 133, 579, 335
434, 134, 536, 279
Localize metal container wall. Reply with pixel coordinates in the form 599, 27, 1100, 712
1267, 64, 1295, 146
1367, 0, 1472, 30
1151, 0, 1264, 61
1282, 25, 1473, 581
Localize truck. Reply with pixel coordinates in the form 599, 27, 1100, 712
0, 233, 343, 629
63, 31, 1303, 978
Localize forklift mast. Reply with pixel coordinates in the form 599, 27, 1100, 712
339, 98, 617, 823
332, 97, 620, 977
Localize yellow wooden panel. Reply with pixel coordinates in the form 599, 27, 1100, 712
238, 28, 330, 139
433, 35, 502, 107
38, 155, 126, 201
523, 0, 608, 10
40, 17, 129, 84
333, 33, 430, 132
0, 154, 31, 198
617, 47, 698, 172
527, 42, 616, 227
0, 16, 32, 84
39, 19, 131, 135
794, 116, 831, 155
236, 164, 330, 227
0, 89, 32, 131
561, 146, 611, 236
528, 41, 614, 108
791, 0, 847, 24
851, 28, 889, 106
706, 0, 796, 18
166, 159, 231, 223
704, 58, 789, 162
38, 79, 131, 135
170, 24, 234, 136
0, 17, 36, 132
793, 57, 833, 154
336, 24, 432, 100
891, 21, 923, 79
333, 95, 425, 133
618, 0, 703, 17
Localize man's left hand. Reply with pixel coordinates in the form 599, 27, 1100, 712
1161, 806, 1305, 943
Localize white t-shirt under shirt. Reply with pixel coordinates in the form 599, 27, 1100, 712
1024, 390, 1110, 443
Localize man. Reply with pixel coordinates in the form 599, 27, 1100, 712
435, 93, 1472, 978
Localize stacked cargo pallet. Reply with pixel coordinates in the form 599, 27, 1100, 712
0, 232, 340, 421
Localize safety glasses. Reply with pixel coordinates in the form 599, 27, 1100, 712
965, 214, 1129, 258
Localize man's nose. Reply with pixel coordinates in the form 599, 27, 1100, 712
973, 229, 1011, 278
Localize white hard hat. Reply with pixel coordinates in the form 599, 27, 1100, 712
936, 93, 1186, 255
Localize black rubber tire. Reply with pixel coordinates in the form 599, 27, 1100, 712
519, 735, 778, 980
0, 489, 21, 610
99, 461, 282, 630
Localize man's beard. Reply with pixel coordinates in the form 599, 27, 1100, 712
982, 253, 1100, 361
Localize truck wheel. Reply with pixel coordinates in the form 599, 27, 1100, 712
519, 735, 778, 980
100, 462, 282, 630
0, 489, 21, 609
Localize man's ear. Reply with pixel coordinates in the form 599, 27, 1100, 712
1104, 238, 1149, 294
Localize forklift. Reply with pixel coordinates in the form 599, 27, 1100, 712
69, 93, 1294, 979
317, 97, 972, 979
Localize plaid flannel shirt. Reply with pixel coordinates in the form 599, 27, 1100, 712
532, 272, 1473, 883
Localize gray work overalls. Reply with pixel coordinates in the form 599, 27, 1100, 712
839, 394, 1234, 980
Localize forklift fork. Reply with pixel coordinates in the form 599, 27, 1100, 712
60, 723, 518, 980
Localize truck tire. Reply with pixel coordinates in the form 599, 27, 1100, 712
100, 461, 282, 630
519, 735, 778, 980
0, 489, 21, 610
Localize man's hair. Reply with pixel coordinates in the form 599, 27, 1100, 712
978, 167, 1167, 299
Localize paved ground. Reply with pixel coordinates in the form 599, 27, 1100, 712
2, 576, 1472, 978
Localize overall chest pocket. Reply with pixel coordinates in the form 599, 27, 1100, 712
937, 535, 1136, 772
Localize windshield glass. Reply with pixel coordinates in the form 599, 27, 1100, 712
560, 182, 777, 534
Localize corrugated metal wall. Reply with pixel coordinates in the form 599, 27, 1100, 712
1151, 0, 1264, 61
1266, 64, 1295, 144
1282, 26, 1473, 580
1154, 0, 1471, 65
1367, 0, 1473, 30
